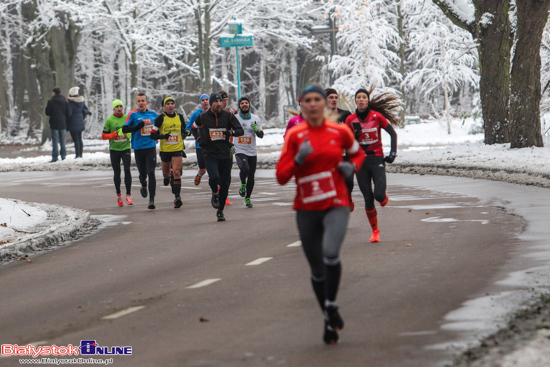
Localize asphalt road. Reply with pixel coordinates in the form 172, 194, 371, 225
0, 170, 523, 367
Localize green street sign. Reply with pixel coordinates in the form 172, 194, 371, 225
220, 35, 253, 48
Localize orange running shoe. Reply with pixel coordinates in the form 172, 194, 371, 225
226, 198, 232, 205
369, 230, 380, 243
126, 195, 133, 205
380, 193, 389, 207
117, 194, 124, 207
194, 174, 201, 186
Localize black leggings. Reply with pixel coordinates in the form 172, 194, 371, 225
235, 154, 257, 198
110, 149, 132, 195
196, 148, 206, 169
70, 131, 83, 158
134, 147, 157, 200
296, 206, 350, 311
356, 156, 386, 210
204, 156, 232, 210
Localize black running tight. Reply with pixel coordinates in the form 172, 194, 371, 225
235, 153, 257, 198
134, 147, 157, 200
356, 156, 387, 210
110, 149, 132, 195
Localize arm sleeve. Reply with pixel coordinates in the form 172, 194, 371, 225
276, 130, 299, 185
45, 101, 51, 116
191, 114, 202, 139
150, 115, 164, 140
255, 119, 264, 138
180, 115, 187, 134
229, 114, 244, 137
383, 123, 398, 154
102, 132, 118, 140
342, 127, 366, 172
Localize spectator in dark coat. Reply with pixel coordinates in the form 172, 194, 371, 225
67, 86, 91, 158
45, 87, 70, 162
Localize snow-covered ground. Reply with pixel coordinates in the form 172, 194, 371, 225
2, 117, 550, 366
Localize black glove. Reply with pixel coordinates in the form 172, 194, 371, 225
136, 121, 145, 130
184, 129, 191, 137
384, 152, 396, 164
87, 111, 92, 116
182, 151, 187, 158
223, 130, 232, 137
161, 133, 171, 139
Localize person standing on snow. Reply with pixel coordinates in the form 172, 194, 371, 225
45, 87, 70, 162
67, 86, 91, 159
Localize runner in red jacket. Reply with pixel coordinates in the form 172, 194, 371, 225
345, 88, 399, 243
276, 85, 365, 345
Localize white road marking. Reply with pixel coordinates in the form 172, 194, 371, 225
246, 257, 273, 266
287, 241, 302, 247
399, 331, 437, 337
102, 306, 145, 320
186, 278, 221, 289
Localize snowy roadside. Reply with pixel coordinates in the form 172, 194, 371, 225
0, 198, 100, 263
2, 119, 550, 365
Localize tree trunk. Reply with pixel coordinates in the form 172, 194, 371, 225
432, 0, 511, 144
204, 3, 212, 92
475, 0, 511, 144
509, 0, 550, 148
0, 51, 10, 134
397, 2, 406, 125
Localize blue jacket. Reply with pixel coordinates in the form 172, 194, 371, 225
186, 108, 207, 149
67, 97, 90, 132
124, 109, 158, 150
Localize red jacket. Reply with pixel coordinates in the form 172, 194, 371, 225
276, 120, 365, 211
345, 110, 389, 157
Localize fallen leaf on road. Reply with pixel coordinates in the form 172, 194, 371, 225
408, 209, 412, 212
0, 223, 7, 227
199, 317, 209, 322
425, 212, 430, 215
405, 243, 412, 247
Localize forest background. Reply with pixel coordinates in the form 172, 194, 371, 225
1, 0, 550, 149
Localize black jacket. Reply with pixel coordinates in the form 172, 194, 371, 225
337, 108, 352, 124
67, 97, 90, 132
45, 94, 70, 130
191, 108, 244, 159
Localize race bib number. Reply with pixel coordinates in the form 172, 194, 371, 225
238, 136, 252, 145
297, 171, 337, 204
114, 134, 127, 142
165, 133, 180, 144
359, 128, 378, 145
209, 128, 225, 141
141, 125, 153, 136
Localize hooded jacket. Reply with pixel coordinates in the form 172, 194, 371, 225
45, 94, 70, 130
67, 95, 90, 132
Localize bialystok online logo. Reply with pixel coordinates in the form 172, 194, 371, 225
1, 340, 132, 357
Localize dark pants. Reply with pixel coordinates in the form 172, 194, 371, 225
205, 156, 232, 211
235, 154, 257, 198
356, 156, 387, 210
296, 207, 350, 310
70, 131, 83, 158
134, 147, 157, 200
51, 129, 66, 161
110, 149, 132, 195
196, 148, 206, 169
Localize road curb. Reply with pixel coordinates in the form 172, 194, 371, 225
0, 202, 101, 263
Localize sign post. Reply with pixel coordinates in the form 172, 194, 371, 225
220, 19, 253, 99
311, 10, 338, 85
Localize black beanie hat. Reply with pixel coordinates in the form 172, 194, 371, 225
210, 93, 222, 103
301, 85, 327, 100
355, 88, 370, 99
325, 88, 338, 97
238, 96, 250, 106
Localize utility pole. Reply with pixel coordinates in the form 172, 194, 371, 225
311, 10, 338, 85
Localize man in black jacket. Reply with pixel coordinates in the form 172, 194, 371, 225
45, 87, 70, 162
192, 92, 244, 221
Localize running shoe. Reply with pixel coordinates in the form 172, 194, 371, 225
174, 196, 182, 209
126, 195, 134, 205
140, 186, 148, 198
226, 198, 232, 205
380, 193, 389, 207
211, 192, 220, 208
370, 229, 380, 243
194, 174, 201, 186
244, 198, 253, 208
239, 183, 246, 197
148, 200, 155, 210
325, 305, 344, 331
117, 194, 124, 207
323, 320, 339, 345
163, 177, 170, 186
216, 209, 225, 221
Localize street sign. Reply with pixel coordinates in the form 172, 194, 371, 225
228, 20, 243, 35
220, 35, 253, 48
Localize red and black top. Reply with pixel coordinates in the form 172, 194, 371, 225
276, 120, 365, 211
345, 110, 397, 157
